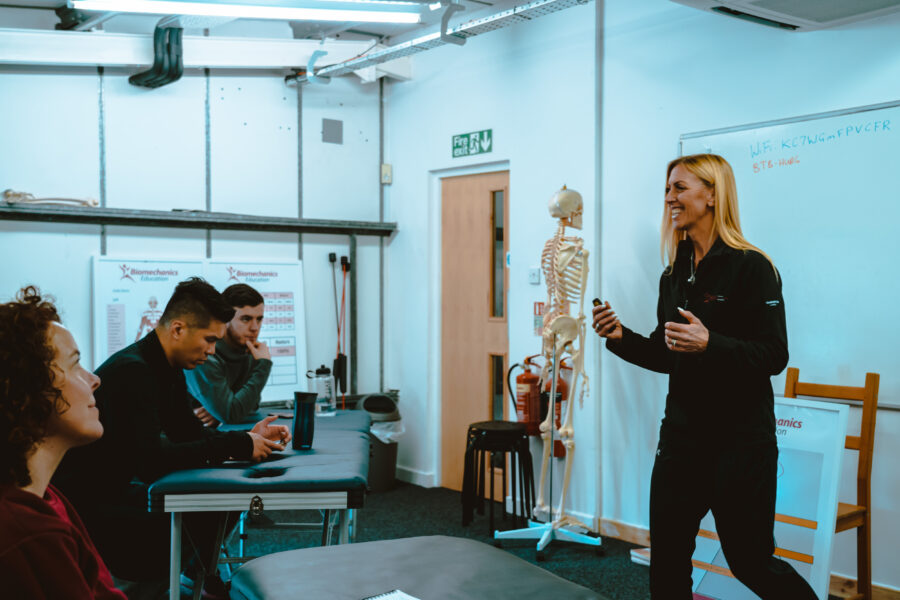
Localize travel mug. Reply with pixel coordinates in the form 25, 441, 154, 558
293, 392, 317, 450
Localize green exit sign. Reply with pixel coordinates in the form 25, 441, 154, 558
452, 129, 493, 158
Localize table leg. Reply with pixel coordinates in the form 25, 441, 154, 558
501, 453, 507, 522
212, 513, 229, 571
170, 512, 182, 600
321, 509, 333, 546
238, 511, 246, 558
489, 452, 495, 534
477, 448, 485, 514
511, 451, 518, 527
338, 509, 350, 544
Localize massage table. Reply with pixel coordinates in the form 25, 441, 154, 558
229, 535, 604, 599
148, 410, 371, 600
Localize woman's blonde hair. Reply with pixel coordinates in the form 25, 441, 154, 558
660, 153, 775, 272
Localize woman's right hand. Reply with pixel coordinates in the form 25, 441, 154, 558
592, 301, 622, 341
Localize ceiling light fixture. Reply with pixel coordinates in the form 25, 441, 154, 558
69, 0, 423, 24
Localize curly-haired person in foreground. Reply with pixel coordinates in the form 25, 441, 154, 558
0, 287, 126, 600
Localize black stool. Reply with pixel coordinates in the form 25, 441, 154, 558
462, 421, 535, 535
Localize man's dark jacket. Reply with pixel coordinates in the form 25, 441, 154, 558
54, 330, 252, 579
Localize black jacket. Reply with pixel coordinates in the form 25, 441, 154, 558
608, 238, 788, 447
54, 330, 252, 510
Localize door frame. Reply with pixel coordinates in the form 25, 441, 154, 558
427, 159, 510, 487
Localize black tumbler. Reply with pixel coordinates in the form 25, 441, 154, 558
293, 392, 317, 450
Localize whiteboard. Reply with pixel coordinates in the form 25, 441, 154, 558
681, 101, 900, 408
93, 257, 307, 403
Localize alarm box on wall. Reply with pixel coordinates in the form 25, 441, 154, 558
670, 0, 900, 31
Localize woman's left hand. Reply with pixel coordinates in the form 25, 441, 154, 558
664, 308, 709, 353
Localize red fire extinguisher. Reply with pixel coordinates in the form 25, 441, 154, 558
507, 355, 541, 436
544, 358, 572, 458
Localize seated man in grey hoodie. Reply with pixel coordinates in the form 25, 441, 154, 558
186, 283, 272, 425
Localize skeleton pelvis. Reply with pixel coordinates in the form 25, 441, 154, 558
544, 315, 577, 349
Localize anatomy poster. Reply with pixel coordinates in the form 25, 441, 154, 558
205, 260, 307, 403
690, 397, 849, 600
92, 257, 204, 367
93, 257, 307, 403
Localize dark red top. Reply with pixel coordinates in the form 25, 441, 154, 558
0, 484, 127, 599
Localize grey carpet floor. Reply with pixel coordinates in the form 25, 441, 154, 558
224, 482, 840, 600
225, 482, 647, 599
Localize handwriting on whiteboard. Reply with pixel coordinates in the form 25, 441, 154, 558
752, 155, 800, 174
748, 119, 891, 159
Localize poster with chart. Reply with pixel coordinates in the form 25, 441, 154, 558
690, 397, 848, 600
92, 257, 205, 367
205, 260, 307, 403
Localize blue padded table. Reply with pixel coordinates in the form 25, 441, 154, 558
221, 408, 371, 433
230, 535, 604, 600
148, 410, 371, 600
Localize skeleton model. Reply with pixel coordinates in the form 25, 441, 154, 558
533, 185, 591, 532
494, 186, 600, 556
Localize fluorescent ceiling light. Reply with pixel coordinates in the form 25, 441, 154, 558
428, 1, 441, 9
69, 0, 422, 24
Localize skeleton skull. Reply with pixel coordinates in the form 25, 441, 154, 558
548, 185, 583, 229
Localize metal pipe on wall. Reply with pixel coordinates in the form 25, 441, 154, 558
98, 65, 107, 255
204, 64, 212, 258
378, 76, 385, 392
349, 233, 358, 395
297, 80, 303, 260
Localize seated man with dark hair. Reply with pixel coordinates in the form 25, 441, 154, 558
54, 277, 290, 599
187, 283, 272, 426
0, 286, 126, 600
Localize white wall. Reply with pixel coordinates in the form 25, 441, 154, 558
0, 16, 384, 393
385, 3, 601, 523
0, 66, 102, 352
299, 77, 383, 389
601, 0, 900, 589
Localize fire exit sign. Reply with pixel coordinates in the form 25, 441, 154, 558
452, 129, 493, 158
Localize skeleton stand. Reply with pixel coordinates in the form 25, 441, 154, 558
493, 334, 602, 559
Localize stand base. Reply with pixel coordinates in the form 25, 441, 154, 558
494, 519, 602, 557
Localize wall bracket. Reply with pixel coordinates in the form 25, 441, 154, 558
441, 1, 467, 46
306, 49, 331, 85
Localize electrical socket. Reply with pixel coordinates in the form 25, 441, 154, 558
381, 163, 393, 184
528, 268, 541, 285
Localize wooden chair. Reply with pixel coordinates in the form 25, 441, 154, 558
783, 367, 880, 600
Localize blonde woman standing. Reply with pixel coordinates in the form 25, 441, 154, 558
592, 154, 816, 599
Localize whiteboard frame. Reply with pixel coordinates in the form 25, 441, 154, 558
680, 98, 900, 144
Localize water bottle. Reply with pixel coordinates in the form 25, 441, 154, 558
307, 365, 336, 416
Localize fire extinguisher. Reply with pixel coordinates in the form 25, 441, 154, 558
543, 358, 572, 458
506, 354, 541, 436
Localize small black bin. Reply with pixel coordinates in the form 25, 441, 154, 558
359, 394, 401, 492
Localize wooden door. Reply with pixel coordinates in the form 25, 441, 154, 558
440, 171, 509, 491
